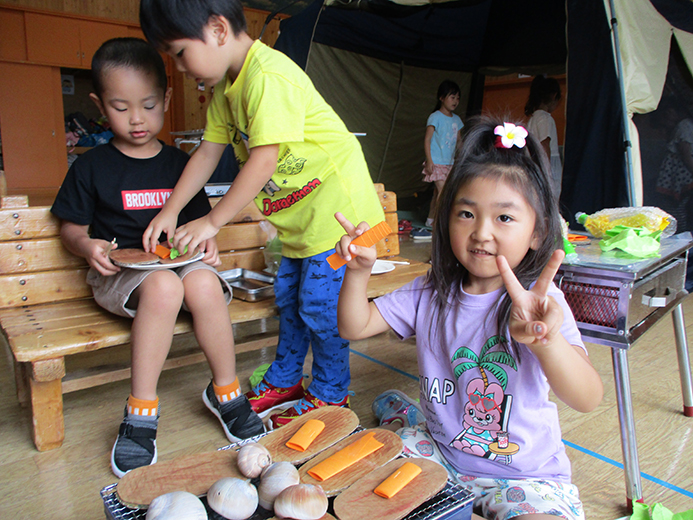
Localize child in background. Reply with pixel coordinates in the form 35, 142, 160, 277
335, 116, 602, 520
525, 75, 563, 199
139, 0, 384, 429
51, 38, 263, 478
412, 80, 463, 241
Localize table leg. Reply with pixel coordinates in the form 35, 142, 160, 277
672, 303, 693, 417
611, 348, 643, 507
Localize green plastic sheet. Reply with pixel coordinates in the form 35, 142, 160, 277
630, 500, 693, 520
599, 226, 663, 258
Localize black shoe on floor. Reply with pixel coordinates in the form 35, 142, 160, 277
203, 382, 265, 442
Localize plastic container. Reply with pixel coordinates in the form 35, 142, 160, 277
575, 207, 676, 239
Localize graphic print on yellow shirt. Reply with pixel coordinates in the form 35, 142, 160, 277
204, 41, 384, 258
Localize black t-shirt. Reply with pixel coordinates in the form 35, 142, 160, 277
52, 141, 210, 249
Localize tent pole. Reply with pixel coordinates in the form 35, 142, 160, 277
607, 0, 638, 206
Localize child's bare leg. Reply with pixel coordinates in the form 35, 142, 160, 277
426, 180, 445, 225
130, 270, 184, 400
182, 269, 235, 384
183, 268, 264, 441
112, 270, 183, 478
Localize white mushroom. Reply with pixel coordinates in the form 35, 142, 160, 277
207, 477, 259, 520
145, 491, 207, 520
274, 483, 329, 520
257, 461, 300, 510
237, 442, 273, 478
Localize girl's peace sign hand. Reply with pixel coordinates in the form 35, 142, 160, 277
496, 249, 566, 349
334, 212, 378, 271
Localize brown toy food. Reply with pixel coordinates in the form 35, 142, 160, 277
109, 249, 160, 266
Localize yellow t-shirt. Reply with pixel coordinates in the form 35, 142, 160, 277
204, 41, 384, 258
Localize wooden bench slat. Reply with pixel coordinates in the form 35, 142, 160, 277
7, 298, 279, 362
0, 298, 108, 325
0, 237, 86, 274
0, 268, 92, 308
0, 205, 59, 240
216, 222, 267, 251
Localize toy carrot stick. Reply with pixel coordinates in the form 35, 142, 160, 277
327, 221, 393, 270
153, 244, 171, 259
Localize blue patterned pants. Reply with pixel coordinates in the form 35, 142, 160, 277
263, 250, 350, 403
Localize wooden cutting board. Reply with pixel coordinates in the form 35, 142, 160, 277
333, 458, 448, 520
115, 450, 244, 508
259, 406, 359, 464
298, 428, 403, 496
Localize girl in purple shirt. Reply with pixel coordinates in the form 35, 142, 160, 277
334, 116, 603, 520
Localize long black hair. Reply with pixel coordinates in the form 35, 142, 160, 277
524, 75, 562, 117
428, 115, 562, 360
433, 80, 461, 112
140, 0, 247, 50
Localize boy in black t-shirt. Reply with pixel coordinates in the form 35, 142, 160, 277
51, 38, 263, 478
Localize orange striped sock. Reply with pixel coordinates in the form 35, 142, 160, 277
213, 378, 241, 403
127, 395, 159, 417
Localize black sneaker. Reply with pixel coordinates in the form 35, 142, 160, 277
203, 382, 265, 442
110, 408, 158, 478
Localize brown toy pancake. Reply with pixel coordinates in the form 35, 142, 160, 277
109, 249, 160, 266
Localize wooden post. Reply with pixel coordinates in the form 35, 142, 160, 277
30, 359, 65, 451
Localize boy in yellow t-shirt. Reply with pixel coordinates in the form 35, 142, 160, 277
140, 0, 384, 429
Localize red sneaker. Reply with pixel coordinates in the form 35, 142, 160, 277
398, 219, 413, 235
268, 391, 350, 430
245, 378, 304, 418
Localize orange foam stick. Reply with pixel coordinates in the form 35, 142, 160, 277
307, 431, 384, 481
153, 244, 171, 259
373, 461, 422, 499
327, 221, 393, 270
285, 419, 325, 452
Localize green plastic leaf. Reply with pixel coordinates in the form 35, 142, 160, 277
169, 245, 188, 260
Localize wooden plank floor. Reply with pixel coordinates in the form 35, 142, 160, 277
1, 236, 692, 519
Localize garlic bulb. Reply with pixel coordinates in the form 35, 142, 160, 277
258, 461, 300, 510
207, 477, 259, 520
145, 491, 207, 520
237, 442, 272, 478
274, 484, 329, 520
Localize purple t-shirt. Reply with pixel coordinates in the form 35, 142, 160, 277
374, 276, 586, 483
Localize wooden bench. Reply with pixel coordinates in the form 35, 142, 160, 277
0, 185, 429, 451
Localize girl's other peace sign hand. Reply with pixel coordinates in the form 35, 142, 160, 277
496, 249, 566, 349
334, 212, 378, 271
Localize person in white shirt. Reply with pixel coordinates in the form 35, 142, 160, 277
525, 75, 563, 199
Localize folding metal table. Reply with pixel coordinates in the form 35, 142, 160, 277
555, 232, 693, 508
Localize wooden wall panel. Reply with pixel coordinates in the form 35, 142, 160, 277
1, 0, 140, 23
0, 63, 67, 191
0, 8, 28, 61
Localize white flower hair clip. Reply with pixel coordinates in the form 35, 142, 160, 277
494, 123, 528, 149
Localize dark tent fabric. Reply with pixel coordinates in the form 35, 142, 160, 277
562, 0, 628, 220
274, 0, 572, 204
277, 0, 567, 72
273, 0, 692, 222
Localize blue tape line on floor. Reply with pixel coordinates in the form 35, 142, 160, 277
349, 348, 418, 380
564, 440, 693, 499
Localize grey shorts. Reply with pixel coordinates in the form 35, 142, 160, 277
86, 261, 233, 318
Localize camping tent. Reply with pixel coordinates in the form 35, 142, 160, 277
272, 0, 693, 222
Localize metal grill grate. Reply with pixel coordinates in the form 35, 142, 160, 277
101, 480, 473, 520
560, 281, 619, 327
